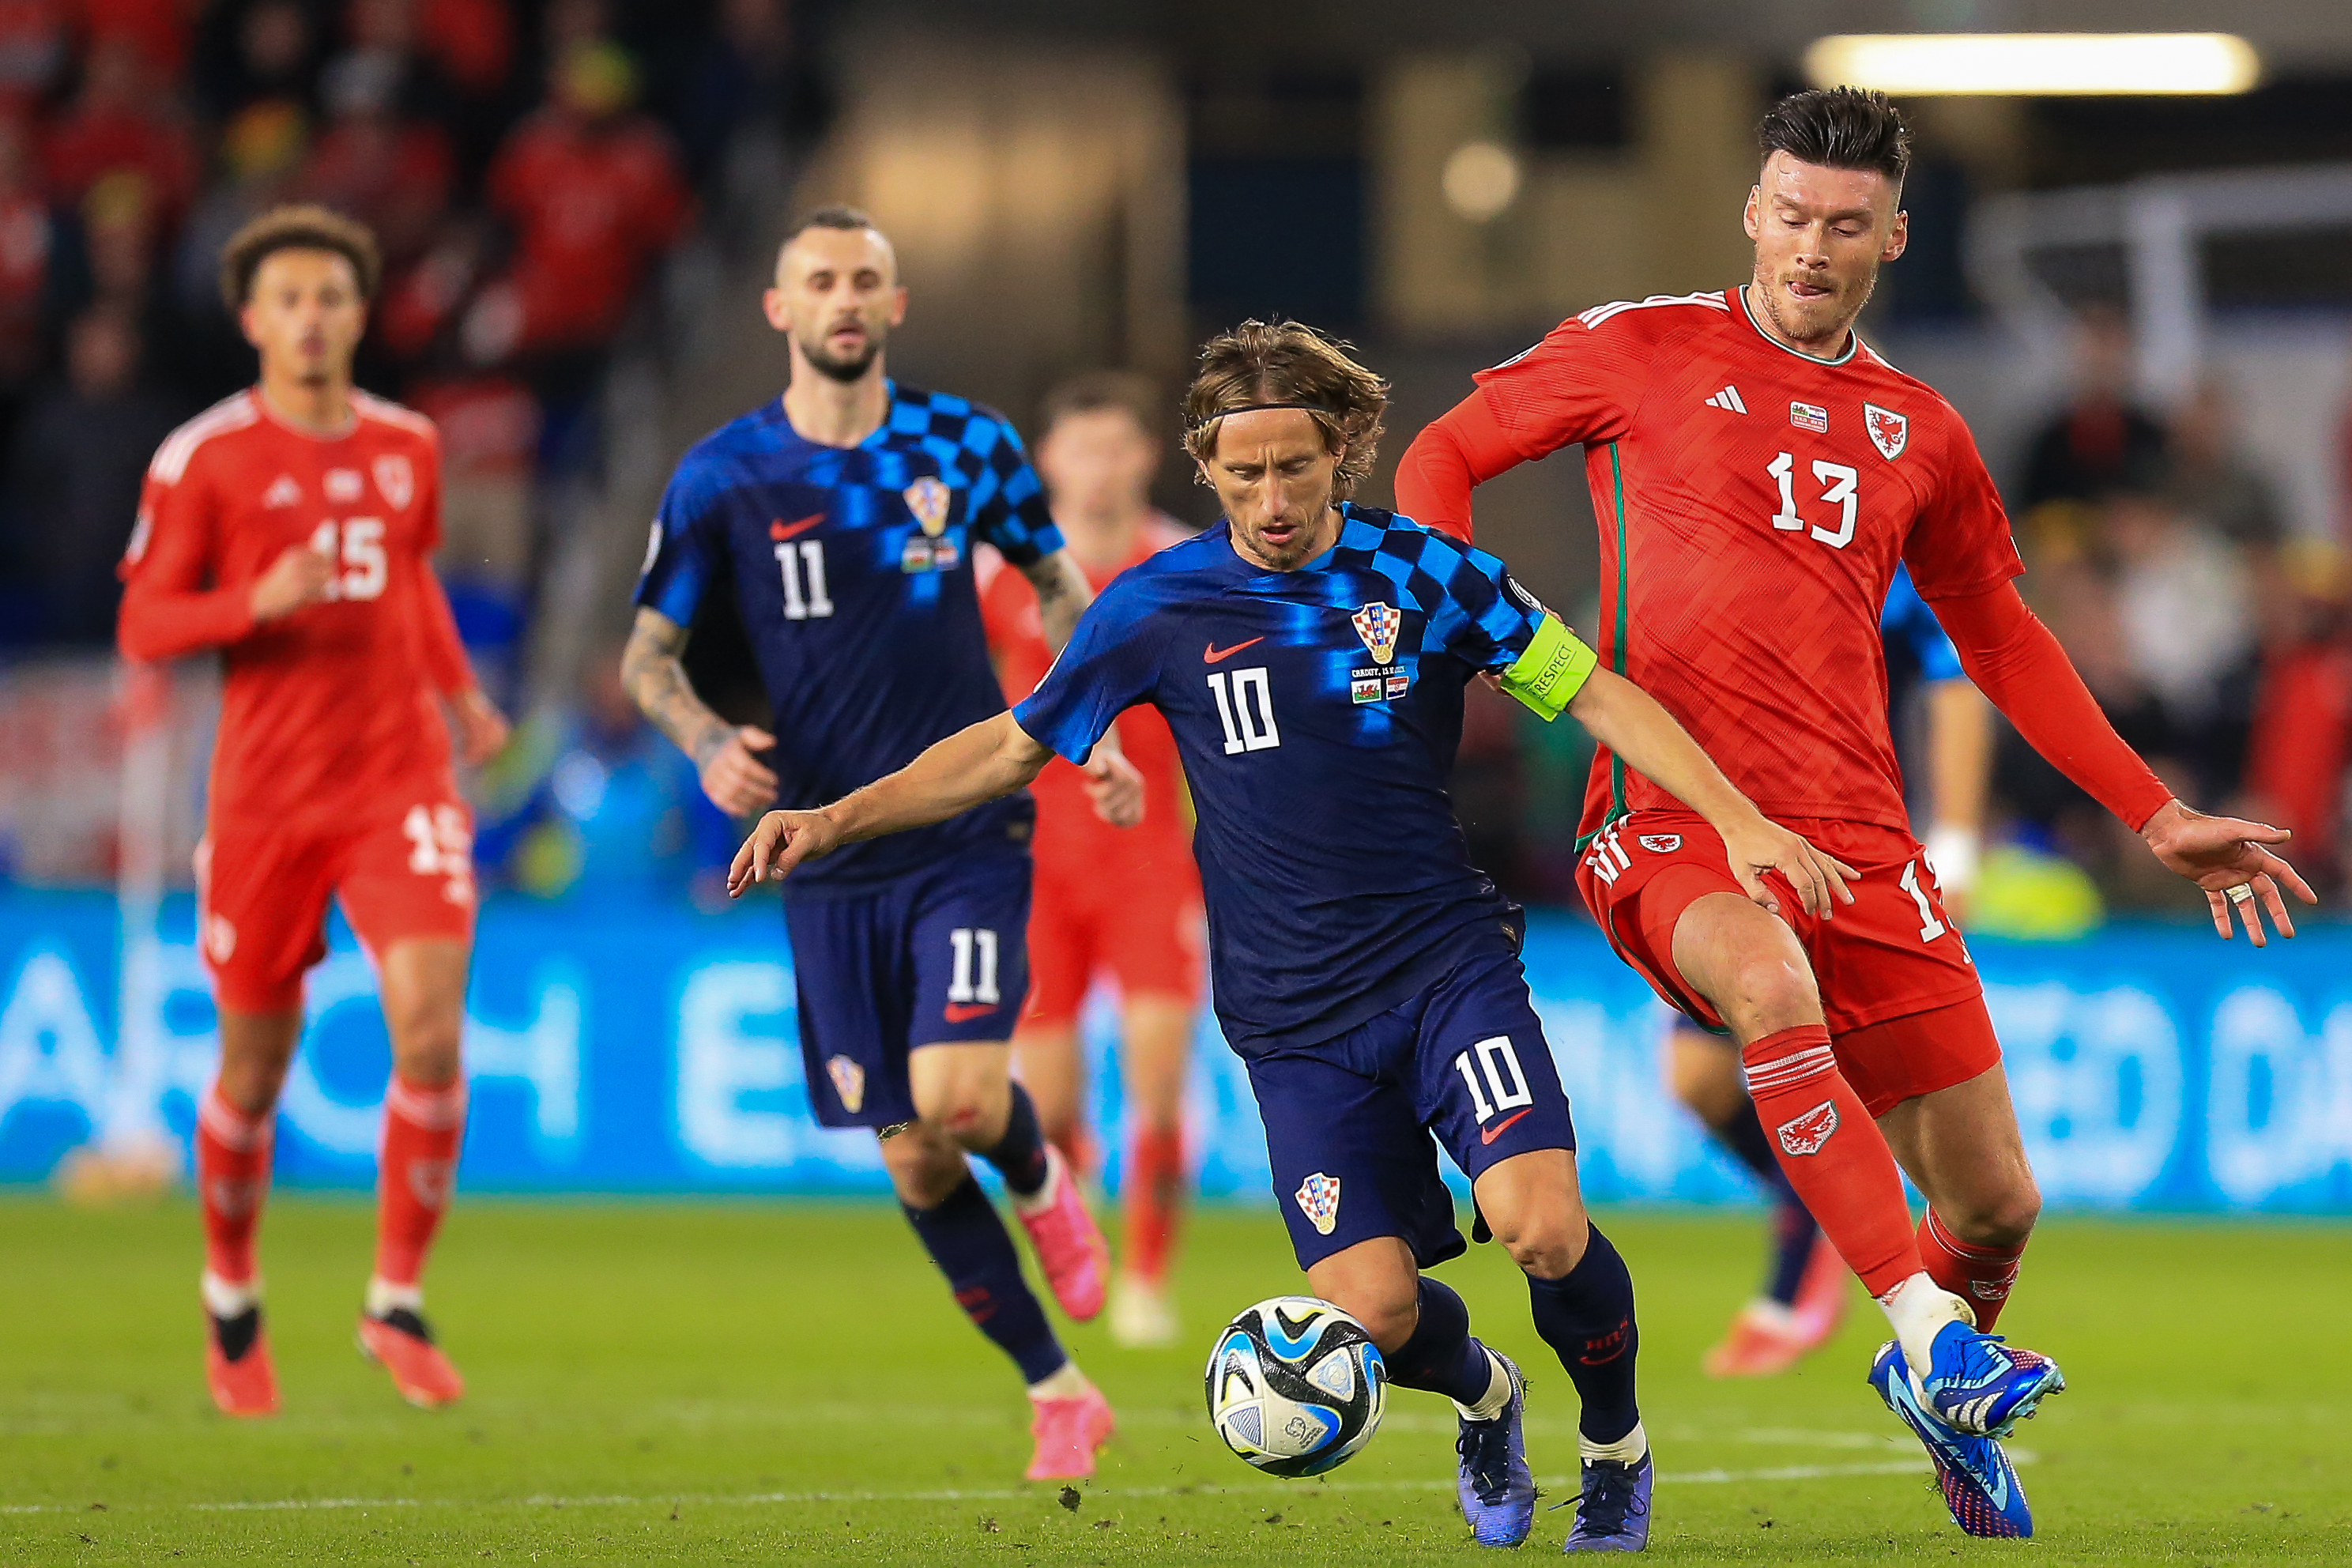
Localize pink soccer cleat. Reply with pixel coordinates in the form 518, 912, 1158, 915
357, 1308, 466, 1408
205, 1306, 279, 1418
1025, 1384, 1114, 1481
1016, 1147, 1108, 1321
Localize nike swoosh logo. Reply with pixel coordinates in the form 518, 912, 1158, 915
1479, 1107, 1532, 1146
771, 513, 824, 540
942, 1001, 996, 1023
1203, 637, 1265, 663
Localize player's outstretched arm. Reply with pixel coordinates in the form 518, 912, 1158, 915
620, 606, 778, 816
728, 710, 1054, 894
1392, 393, 1528, 545
1566, 668, 1858, 919
1927, 581, 2316, 944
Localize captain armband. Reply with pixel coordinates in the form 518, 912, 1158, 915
1496, 615, 1598, 721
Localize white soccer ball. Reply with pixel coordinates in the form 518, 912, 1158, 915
1204, 1295, 1388, 1477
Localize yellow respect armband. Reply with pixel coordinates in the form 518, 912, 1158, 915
1497, 615, 1598, 721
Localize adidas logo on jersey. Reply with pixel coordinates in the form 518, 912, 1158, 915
1704, 385, 1747, 414
262, 474, 302, 508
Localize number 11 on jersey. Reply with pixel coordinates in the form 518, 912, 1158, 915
775, 539, 834, 620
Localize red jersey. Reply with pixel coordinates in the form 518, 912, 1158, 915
1470, 288, 2022, 837
117, 390, 473, 837
980, 524, 1193, 877
486, 110, 689, 351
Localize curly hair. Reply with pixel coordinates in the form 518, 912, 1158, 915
218, 204, 382, 311
1182, 321, 1389, 499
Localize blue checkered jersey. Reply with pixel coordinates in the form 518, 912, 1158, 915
1014, 504, 1551, 1055
636, 383, 1062, 888
1881, 563, 1962, 684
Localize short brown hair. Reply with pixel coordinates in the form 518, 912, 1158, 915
1038, 370, 1163, 443
1182, 321, 1388, 499
1758, 87, 1910, 190
782, 203, 879, 247
218, 204, 381, 311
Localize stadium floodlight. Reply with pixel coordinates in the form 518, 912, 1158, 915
1442, 141, 1521, 222
1804, 33, 2260, 96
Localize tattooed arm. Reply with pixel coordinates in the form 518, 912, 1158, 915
1020, 549, 1095, 654
622, 606, 778, 816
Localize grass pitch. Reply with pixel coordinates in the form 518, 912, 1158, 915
1, 1197, 2345, 1564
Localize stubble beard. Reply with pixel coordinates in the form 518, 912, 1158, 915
1755, 265, 1875, 352
799, 328, 884, 385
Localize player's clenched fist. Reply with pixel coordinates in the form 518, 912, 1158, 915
248, 540, 337, 621
729, 808, 840, 895
1080, 747, 1144, 828
697, 724, 779, 816
1720, 814, 1858, 920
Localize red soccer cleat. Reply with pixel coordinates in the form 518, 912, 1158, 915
1016, 1147, 1108, 1321
1704, 1234, 1849, 1378
356, 1308, 466, 1408
205, 1306, 279, 1418
1024, 1385, 1114, 1481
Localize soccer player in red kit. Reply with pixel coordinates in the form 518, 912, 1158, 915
979, 372, 1202, 1347
1396, 89, 2314, 1538
117, 206, 510, 1418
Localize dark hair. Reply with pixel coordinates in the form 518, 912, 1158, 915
218, 204, 381, 310
1039, 370, 1163, 443
1757, 88, 1910, 189
1182, 320, 1388, 499
782, 203, 880, 247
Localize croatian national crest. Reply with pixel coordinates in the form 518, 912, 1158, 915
1351, 602, 1400, 666
1295, 1171, 1342, 1236
826, 1054, 867, 1115
1776, 1099, 1840, 1156
1864, 402, 1908, 462
372, 454, 414, 509
903, 476, 952, 537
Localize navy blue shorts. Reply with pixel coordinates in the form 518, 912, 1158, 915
1245, 940, 1577, 1271
784, 847, 1031, 1129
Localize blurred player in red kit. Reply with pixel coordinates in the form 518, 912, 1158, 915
1396, 89, 2313, 1538
117, 206, 509, 1418
979, 373, 1201, 1347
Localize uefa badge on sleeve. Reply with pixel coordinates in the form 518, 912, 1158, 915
1351, 603, 1400, 665
1295, 1172, 1342, 1236
827, 1055, 867, 1116
903, 476, 952, 537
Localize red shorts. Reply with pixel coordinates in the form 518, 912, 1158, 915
1583, 811, 1997, 1115
196, 795, 477, 1013
1019, 839, 1204, 1031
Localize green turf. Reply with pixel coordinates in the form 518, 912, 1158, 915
1, 1197, 2346, 1564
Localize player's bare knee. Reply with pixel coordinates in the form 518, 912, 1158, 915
1948, 1183, 2040, 1250
1488, 1204, 1589, 1280
1332, 1283, 1419, 1354
1723, 952, 1821, 1038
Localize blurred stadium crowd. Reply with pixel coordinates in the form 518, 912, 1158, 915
0, 9, 2345, 930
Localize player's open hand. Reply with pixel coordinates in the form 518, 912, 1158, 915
1721, 813, 1858, 919
1080, 747, 1144, 829
249, 541, 337, 621
728, 808, 840, 895
699, 725, 779, 817
2140, 798, 2316, 946
453, 689, 510, 766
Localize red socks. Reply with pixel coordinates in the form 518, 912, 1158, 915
1919, 1208, 2025, 1329
1739, 1024, 1924, 1298
1122, 1125, 1185, 1282
374, 1076, 467, 1288
197, 1084, 272, 1285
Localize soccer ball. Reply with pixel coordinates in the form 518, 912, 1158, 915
1204, 1296, 1387, 1477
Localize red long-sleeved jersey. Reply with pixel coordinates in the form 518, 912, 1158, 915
118, 389, 473, 837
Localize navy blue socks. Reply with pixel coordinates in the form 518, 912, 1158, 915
981, 1082, 1051, 1200
1385, 1275, 1499, 1408
1526, 1224, 1641, 1445
901, 1174, 1066, 1384
1717, 1101, 1820, 1306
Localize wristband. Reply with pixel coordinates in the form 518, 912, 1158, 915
1498, 615, 1598, 721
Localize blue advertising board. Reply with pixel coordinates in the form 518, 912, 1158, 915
0, 890, 2346, 1211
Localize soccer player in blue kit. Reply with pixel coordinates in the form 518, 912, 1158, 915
623, 205, 1143, 1481
728, 321, 1859, 1551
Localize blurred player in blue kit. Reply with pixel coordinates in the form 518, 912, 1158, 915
729, 322, 1860, 1551
1671, 566, 1993, 1377
622, 205, 1143, 1482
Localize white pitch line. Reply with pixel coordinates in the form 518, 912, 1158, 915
5, 1453, 2034, 1517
